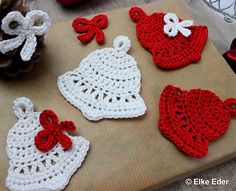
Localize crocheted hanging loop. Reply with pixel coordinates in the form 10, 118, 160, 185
0, 10, 51, 61
72, 14, 108, 44
13, 97, 34, 119
113, 35, 131, 53
224, 98, 236, 117
129, 7, 147, 22
35, 109, 76, 153
163, 13, 193, 37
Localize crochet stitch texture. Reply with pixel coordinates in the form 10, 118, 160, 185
6, 97, 89, 191
158, 85, 236, 158
58, 35, 146, 121
129, 7, 208, 69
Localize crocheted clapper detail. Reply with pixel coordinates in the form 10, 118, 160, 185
6, 97, 89, 191
72, 14, 108, 44
0, 10, 51, 61
129, 7, 208, 69
158, 85, 236, 158
58, 35, 146, 121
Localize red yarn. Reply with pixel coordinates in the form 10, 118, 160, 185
129, 7, 208, 69
158, 85, 236, 158
34, 110, 76, 153
72, 14, 108, 44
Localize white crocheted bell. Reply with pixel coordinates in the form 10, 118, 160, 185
58, 35, 146, 121
6, 97, 89, 191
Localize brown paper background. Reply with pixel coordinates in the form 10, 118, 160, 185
1, 0, 236, 190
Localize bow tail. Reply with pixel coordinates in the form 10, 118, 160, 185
0, 34, 25, 54
58, 133, 73, 150
77, 29, 95, 44
95, 28, 105, 44
20, 33, 37, 61
178, 27, 192, 37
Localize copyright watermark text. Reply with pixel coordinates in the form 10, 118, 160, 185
185, 178, 229, 186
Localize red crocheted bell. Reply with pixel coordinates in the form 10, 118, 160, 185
158, 85, 236, 158
129, 7, 208, 69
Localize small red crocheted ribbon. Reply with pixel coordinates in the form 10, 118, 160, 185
72, 14, 108, 44
34, 110, 76, 153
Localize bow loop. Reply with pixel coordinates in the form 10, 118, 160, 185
34, 130, 57, 153
91, 14, 108, 28
1, 11, 25, 35
0, 10, 51, 61
163, 13, 193, 37
35, 110, 76, 152
26, 10, 51, 36
72, 18, 91, 33
72, 14, 108, 44
164, 13, 179, 24
39, 110, 59, 131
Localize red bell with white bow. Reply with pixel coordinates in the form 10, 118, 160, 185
129, 7, 208, 69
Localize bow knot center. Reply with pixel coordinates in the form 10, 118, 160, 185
34, 110, 76, 152
50, 124, 62, 136
163, 13, 193, 37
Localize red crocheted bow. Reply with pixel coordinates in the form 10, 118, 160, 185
34, 110, 76, 152
129, 7, 208, 69
72, 14, 108, 44
158, 85, 236, 158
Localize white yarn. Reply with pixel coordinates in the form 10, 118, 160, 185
6, 97, 89, 191
0, 10, 51, 61
58, 35, 146, 121
163, 13, 193, 37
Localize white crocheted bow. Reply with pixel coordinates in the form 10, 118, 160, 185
163, 13, 193, 37
0, 10, 51, 61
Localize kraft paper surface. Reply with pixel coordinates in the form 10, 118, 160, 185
1, 0, 236, 190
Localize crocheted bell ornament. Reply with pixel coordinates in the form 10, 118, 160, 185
158, 85, 236, 158
6, 97, 89, 191
58, 35, 146, 121
129, 7, 208, 69
0, 10, 51, 61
